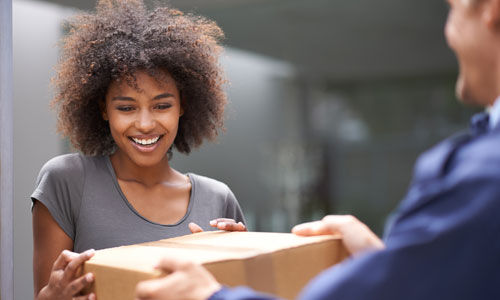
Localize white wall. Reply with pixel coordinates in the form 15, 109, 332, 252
13, 1, 72, 298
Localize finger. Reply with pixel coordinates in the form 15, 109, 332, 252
209, 218, 236, 227
66, 273, 94, 297
72, 292, 96, 300
188, 222, 204, 233
321, 215, 359, 235
292, 220, 335, 236
217, 222, 246, 231
136, 276, 172, 300
62, 249, 95, 283
155, 257, 193, 273
52, 250, 79, 271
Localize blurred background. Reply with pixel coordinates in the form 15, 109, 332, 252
13, 0, 477, 298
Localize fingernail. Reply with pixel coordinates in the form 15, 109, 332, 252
219, 222, 226, 229
86, 273, 94, 282
86, 249, 95, 257
292, 224, 304, 233
210, 220, 217, 226
88, 293, 96, 300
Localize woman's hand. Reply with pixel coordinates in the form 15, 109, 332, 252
135, 257, 221, 300
36, 249, 96, 300
188, 218, 247, 233
292, 215, 385, 256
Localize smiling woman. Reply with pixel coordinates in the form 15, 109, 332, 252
30, 1, 246, 300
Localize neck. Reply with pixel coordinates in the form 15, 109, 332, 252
486, 40, 500, 106
109, 151, 178, 187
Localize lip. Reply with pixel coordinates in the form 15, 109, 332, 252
128, 134, 164, 153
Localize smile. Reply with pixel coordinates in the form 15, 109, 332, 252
129, 135, 163, 146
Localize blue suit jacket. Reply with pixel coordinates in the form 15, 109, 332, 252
210, 123, 500, 300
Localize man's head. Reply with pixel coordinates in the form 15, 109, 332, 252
445, 0, 500, 106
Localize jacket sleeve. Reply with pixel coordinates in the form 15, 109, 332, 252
208, 287, 280, 300
297, 173, 500, 300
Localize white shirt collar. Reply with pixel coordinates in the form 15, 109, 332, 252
488, 96, 500, 130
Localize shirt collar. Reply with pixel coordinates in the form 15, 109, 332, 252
487, 95, 500, 130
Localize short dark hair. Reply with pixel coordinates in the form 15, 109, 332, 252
52, 0, 227, 156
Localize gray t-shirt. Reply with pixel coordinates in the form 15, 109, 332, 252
31, 153, 246, 253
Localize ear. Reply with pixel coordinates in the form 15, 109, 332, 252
99, 99, 108, 121
483, 0, 500, 29
179, 95, 184, 117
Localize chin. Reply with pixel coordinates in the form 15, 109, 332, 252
455, 76, 481, 106
135, 154, 168, 167
119, 150, 165, 168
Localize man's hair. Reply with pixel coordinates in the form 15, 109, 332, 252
52, 0, 227, 156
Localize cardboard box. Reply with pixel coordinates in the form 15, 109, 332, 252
83, 231, 349, 300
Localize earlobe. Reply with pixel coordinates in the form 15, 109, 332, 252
484, 0, 500, 29
99, 100, 108, 121
179, 96, 184, 117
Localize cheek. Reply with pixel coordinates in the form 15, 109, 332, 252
107, 114, 130, 137
445, 16, 459, 50
163, 109, 182, 127
165, 115, 181, 132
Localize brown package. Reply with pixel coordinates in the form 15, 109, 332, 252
83, 231, 349, 300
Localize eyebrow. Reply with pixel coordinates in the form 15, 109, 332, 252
111, 96, 135, 101
111, 93, 175, 101
152, 93, 175, 100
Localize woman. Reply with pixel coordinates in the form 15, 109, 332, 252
32, 1, 246, 299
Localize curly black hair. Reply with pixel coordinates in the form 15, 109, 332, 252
51, 0, 227, 156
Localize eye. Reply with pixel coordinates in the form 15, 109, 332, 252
117, 106, 135, 112
155, 103, 172, 110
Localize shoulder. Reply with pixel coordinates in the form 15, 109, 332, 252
188, 173, 233, 199
453, 130, 500, 179
462, 130, 500, 159
39, 153, 85, 176
37, 153, 106, 182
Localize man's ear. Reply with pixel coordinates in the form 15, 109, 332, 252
483, 0, 500, 29
99, 100, 108, 121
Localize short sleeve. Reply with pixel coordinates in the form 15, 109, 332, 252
31, 154, 85, 240
223, 188, 247, 225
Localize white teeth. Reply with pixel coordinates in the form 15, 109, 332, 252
132, 136, 160, 146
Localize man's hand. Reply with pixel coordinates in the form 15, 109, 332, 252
292, 215, 385, 256
135, 257, 221, 300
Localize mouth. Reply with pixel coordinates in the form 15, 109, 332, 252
129, 135, 164, 147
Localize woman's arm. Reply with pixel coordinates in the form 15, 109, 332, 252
32, 201, 95, 300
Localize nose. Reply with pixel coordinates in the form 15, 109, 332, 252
135, 109, 156, 133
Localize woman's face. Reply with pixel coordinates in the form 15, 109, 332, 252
103, 70, 182, 167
